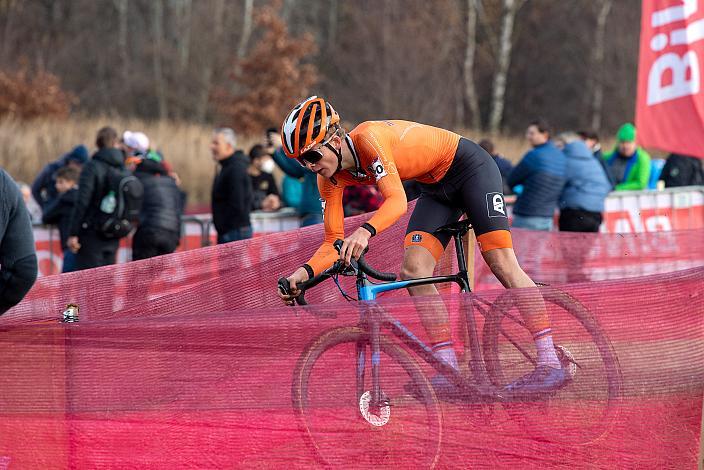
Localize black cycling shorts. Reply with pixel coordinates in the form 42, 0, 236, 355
405, 138, 511, 258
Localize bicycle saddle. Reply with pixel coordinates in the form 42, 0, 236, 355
434, 219, 473, 236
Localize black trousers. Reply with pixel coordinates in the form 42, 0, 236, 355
558, 208, 603, 233
75, 230, 120, 270
132, 227, 180, 261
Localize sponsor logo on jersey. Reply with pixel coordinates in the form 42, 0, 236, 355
369, 158, 388, 181
486, 192, 507, 218
411, 233, 422, 243
320, 198, 326, 220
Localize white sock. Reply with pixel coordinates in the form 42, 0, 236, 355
535, 333, 560, 368
433, 343, 459, 370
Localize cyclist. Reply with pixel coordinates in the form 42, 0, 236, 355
277, 96, 568, 394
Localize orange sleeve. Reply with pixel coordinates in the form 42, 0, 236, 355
305, 175, 345, 276
357, 133, 408, 234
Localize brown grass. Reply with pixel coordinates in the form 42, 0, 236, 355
0, 117, 261, 204
0, 117, 623, 204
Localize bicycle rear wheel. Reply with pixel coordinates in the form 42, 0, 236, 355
292, 326, 443, 469
482, 287, 622, 445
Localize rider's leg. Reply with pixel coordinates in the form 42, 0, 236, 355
401, 242, 459, 370
480, 246, 560, 368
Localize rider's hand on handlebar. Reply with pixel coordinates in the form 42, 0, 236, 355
278, 267, 309, 305
340, 227, 371, 265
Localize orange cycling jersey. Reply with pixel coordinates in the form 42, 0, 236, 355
305, 120, 461, 276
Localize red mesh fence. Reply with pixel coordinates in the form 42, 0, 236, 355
3, 204, 704, 468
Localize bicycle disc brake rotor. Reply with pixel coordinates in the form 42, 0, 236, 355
358, 391, 391, 426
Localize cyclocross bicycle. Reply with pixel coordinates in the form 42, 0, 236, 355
279, 219, 622, 469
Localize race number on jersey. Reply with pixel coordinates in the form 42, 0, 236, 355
370, 158, 388, 181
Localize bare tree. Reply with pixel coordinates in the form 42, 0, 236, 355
381, 1, 392, 115
463, 0, 481, 130
590, 0, 612, 131
282, 0, 295, 24
327, 0, 338, 52
195, 0, 225, 122
1, 0, 18, 64
488, 0, 524, 133
113, 0, 130, 96
152, 0, 168, 119
173, 0, 192, 75
237, 0, 253, 61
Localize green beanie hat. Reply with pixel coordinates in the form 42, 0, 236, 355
616, 123, 636, 142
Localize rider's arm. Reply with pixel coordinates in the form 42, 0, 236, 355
303, 177, 346, 277
356, 134, 407, 236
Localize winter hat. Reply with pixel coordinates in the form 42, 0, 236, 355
66, 145, 89, 164
123, 131, 150, 153
616, 123, 636, 142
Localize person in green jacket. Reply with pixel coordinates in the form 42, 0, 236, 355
603, 123, 651, 191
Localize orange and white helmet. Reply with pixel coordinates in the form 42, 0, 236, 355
281, 96, 340, 159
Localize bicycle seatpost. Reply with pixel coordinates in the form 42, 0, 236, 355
453, 233, 470, 291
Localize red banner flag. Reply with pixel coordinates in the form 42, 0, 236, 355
636, 0, 704, 158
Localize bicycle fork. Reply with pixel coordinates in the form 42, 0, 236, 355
356, 316, 388, 417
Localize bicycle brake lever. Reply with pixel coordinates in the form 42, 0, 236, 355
278, 277, 307, 306
277, 277, 292, 296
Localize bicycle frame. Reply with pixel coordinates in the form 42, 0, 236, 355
353, 232, 500, 408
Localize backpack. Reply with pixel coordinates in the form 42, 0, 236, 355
96, 165, 144, 239
661, 154, 704, 188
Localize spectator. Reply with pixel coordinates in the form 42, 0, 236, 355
263, 127, 281, 157
131, 152, 183, 261
660, 153, 704, 187
271, 131, 324, 227
555, 132, 612, 232
479, 138, 514, 195
32, 145, 89, 211
577, 129, 615, 188
211, 128, 253, 244
248, 144, 281, 212
507, 119, 566, 231
121, 130, 151, 171
67, 127, 125, 270
17, 181, 43, 223
602, 123, 651, 191
42, 166, 80, 272
264, 127, 303, 209
343, 185, 383, 216
0, 169, 38, 314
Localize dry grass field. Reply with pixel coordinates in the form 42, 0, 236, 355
0, 117, 617, 205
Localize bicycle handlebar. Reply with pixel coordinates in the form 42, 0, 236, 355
278, 239, 397, 305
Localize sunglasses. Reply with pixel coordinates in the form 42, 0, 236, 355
297, 148, 324, 166
297, 133, 337, 166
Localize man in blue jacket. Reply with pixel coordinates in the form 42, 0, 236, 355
556, 132, 612, 232
508, 120, 566, 231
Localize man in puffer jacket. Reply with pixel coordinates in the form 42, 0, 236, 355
507, 119, 566, 231
557, 132, 613, 232
131, 152, 184, 261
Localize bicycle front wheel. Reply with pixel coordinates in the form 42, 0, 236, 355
482, 287, 622, 445
292, 326, 443, 469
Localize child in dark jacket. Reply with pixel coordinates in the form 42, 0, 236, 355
42, 166, 79, 273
